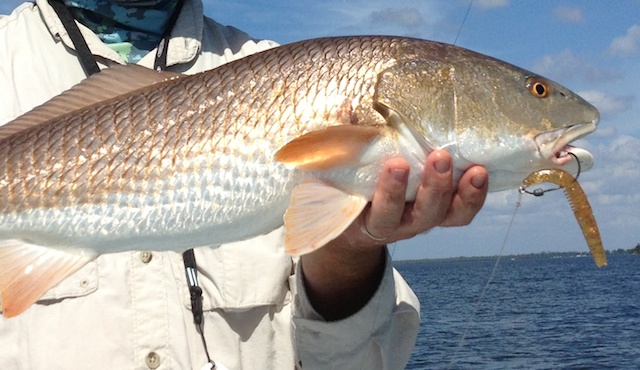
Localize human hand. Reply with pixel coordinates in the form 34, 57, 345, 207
316, 149, 488, 253
347, 149, 489, 247
300, 150, 488, 320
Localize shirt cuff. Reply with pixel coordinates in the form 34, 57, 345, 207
292, 249, 420, 367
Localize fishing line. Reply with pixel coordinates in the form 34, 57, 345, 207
453, 0, 474, 45
384, 0, 583, 365
447, 191, 523, 369
448, 151, 582, 367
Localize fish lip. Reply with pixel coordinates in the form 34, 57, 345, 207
535, 121, 597, 164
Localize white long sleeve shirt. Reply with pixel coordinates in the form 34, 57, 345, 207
0, 1, 420, 369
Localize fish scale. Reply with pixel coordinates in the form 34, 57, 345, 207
0, 36, 599, 317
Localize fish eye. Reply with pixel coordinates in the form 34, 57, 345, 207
526, 77, 552, 98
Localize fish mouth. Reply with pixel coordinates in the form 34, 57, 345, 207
535, 122, 597, 169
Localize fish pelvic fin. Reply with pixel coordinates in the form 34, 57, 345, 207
274, 125, 382, 171
0, 240, 95, 318
284, 180, 368, 255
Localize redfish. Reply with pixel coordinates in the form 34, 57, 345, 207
0, 36, 598, 317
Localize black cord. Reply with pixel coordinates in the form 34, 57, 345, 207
182, 249, 215, 368
48, 0, 101, 76
154, 0, 186, 71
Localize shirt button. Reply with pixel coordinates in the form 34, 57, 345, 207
145, 351, 161, 369
139, 251, 153, 264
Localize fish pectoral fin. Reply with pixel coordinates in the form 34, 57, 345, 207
284, 180, 368, 255
0, 240, 95, 318
274, 125, 382, 171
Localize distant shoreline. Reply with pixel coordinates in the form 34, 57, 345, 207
393, 248, 639, 265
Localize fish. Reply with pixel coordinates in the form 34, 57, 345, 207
521, 168, 607, 268
0, 36, 599, 317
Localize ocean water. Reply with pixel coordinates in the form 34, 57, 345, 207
395, 254, 640, 369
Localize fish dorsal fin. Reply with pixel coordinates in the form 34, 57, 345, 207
284, 180, 368, 255
0, 64, 182, 141
0, 240, 95, 317
274, 125, 382, 171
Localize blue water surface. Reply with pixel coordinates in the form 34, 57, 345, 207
395, 254, 640, 369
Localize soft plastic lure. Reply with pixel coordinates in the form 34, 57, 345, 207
521, 168, 607, 267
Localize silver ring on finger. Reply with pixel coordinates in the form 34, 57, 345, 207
360, 222, 387, 242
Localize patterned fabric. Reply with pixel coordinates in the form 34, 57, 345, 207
63, 0, 180, 62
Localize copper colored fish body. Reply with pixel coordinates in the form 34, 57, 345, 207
0, 36, 599, 316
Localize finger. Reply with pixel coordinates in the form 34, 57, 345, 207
407, 150, 454, 231
440, 165, 488, 227
364, 157, 410, 239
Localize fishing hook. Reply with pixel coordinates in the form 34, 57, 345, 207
519, 151, 581, 197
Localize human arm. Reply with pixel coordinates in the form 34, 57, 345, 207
292, 150, 487, 368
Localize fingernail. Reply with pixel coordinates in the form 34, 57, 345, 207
391, 168, 408, 183
434, 158, 451, 174
471, 173, 487, 189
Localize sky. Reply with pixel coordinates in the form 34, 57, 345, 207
1, 0, 639, 261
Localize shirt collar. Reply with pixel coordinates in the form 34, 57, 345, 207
36, 0, 204, 67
